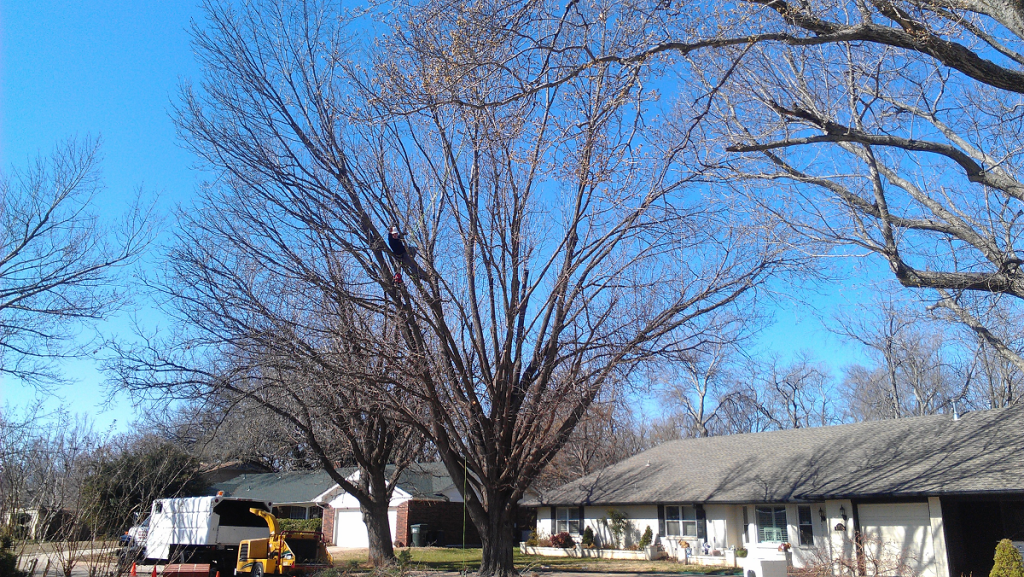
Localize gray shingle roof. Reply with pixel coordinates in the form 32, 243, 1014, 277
207, 462, 456, 504
530, 404, 1024, 506
387, 462, 454, 499
207, 469, 349, 504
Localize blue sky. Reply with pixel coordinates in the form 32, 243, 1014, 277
0, 1, 206, 429
0, 1, 872, 433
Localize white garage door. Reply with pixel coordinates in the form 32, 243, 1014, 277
858, 503, 936, 577
334, 510, 369, 547
333, 509, 399, 548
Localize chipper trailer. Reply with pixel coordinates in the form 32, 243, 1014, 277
235, 508, 332, 576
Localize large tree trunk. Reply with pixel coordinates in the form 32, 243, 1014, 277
362, 498, 395, 567
477, 498, 518, 577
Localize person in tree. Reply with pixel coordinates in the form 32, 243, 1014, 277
386, 224, 428, 284
388, 225, 406, 257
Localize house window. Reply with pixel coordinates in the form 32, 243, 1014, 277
798, 506, 813, 546
289, 506, 308, 520
665, 505, 698, 538
756, 506, 789, 543
555, 508, 580, 535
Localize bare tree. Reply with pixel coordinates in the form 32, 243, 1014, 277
833, 298, 958, 419
534, 391, 650, 490
0, 138, 150, 387
113, 308, 428, 566
417, 0, 1024, 374
4, 409, 100, 576
691, 0, 1024, 370
659, 342, 740, 438
733, 352, 843, 430
967, 339, 1024, 410
128, 1, 793, 575
161, 395, 326, 472
0, 403, 43, 543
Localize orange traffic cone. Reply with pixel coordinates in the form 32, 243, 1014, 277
215, 572, 220, 577
131, 563, 137, 577
151, 565, 158, 577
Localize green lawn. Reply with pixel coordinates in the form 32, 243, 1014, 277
329, 548, 741, 574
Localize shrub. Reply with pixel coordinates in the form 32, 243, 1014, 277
582, 526, 595, 547
397, 549, 413, 569
538, 537, 552, 547
605, 509, 630, 548
736, 547, 748, 558
0, 550, 27, 577
639, 526, 653, 548
525, 530, 539, 546
992, 539, 1024, 577
550, 531, 575, 548
279, 518, 323, 532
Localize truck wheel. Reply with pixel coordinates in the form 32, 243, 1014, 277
252, 564, 263, 577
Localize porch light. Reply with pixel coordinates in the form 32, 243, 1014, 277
818, 508, 826, 523
839, 505, 847, 521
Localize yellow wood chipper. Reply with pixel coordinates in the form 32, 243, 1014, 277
235, 509, 333, 576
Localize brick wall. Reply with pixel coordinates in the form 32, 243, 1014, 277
395, 500, 481, 547
396, 502, 410, 546
321, 504, 335, 544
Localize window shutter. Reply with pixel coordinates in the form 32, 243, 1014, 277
550, 507, 557, 535
578, 505, 585, 532
657, 505, 665, 536
696, 505, 707, 540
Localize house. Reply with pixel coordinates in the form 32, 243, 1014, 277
527, 404, 1024, 577
325, 462, 483, 548
208, 463, 485, 548
207, 469, 347, 521
10, 507, 89, 541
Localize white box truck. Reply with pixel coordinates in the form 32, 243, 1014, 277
145, 496, 273, 573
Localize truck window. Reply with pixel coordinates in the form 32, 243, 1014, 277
213, 501, 270, 527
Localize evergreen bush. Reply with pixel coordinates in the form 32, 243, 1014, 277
639, 526, 653, 548
582, 526, 595, 547
0, 550, 27, 577
525, 530, 539, 546
991, 539, 1024, 577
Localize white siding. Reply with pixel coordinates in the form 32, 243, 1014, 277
536, 505, 657, 548
705, 504, 737, 550
531, 497, 949, 577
